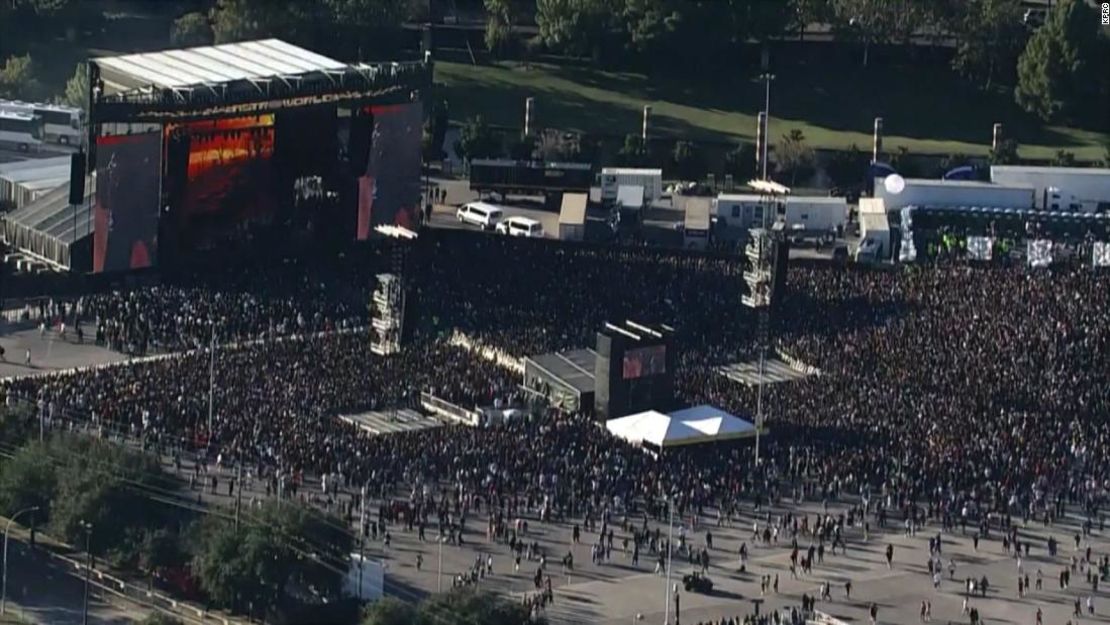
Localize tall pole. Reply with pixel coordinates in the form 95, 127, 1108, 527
234, 463, 243, 530
663, 497, 674, 625
437, 536, 444, 593
2, 506, 39, 615
760, 74, 775, 181
82, 522, 92, 625
208, 323, 215, 439
358, 484, 367, 600
755, 335, 764, 465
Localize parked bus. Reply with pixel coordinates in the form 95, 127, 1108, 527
0, 100, 83, 146
0, 111, 44, 152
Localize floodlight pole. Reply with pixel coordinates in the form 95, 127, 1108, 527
760, 73, 775, 181
662, 496, 674, 624
208, 323, 215, 439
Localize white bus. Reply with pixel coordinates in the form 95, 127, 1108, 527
0, 111, 44, 152
0, 100, 83, 146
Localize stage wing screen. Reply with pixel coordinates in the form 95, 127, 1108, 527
622, 345, 667, 379
357, 102, 422, 240
93, 133, 161, 273
170, 114, 276, 251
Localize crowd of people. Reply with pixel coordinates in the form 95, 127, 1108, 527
2, 229, 1109, 621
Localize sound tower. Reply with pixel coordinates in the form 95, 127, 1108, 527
594, 321, 675, 421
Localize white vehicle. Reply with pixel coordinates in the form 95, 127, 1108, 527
496, 216, 545, 238
456, 202, 504, 230
0, 111, 44, 152
0, 100, 82, 145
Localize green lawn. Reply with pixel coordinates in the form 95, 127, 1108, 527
436, 60, 1109, 161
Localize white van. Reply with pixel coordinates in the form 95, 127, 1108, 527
456, 202, 504, 230
496, 216, 544, 238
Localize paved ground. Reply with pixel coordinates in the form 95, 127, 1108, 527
179, 449, 1108, 625
0, 321, 126, 380
1, 538, 149, 624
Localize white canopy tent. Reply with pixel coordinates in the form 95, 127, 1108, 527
606, 405, 758, 448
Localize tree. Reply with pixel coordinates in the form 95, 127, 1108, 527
825, 144, 868, 189
951, 0, 1027, 90
61, 62, 89, 111
209, 0, 314, 45
1052, 150, 1076, 167
454, 116, 500, 162
722, 142, 757, 183
828, 0, 934, 66
361, 597, 418, 625
536, 0, 617, 62
191, 501, 351, 613
507, 134, 536, 160
671, 140, 705, 181
0, 54, 41, 101
171, 12, 214, 47
422, 92, 449, 163
774, 129, 815, 185
325, 0, 410, 58
616, 133, 649, 167
1014, 0, 1101, 121
887, 146, 921, 179
0, 443, 56, 519
989, 138, 1020, 165
484, 0, 523, 57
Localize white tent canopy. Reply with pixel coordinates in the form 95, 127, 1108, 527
606, 405, 757, 448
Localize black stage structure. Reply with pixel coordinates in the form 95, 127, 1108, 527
85, 39, 433, 274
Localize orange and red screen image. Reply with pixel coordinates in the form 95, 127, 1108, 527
168, 115, 276, 249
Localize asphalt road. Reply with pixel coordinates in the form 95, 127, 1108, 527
1, 539, 149, 624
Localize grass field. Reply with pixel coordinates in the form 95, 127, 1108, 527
436, 60, 1109, 161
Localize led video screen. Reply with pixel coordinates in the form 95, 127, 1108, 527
93, 133, 161, 273
622, 345, 667, 379
170, 114, 276, 250
357, 102, 422, 240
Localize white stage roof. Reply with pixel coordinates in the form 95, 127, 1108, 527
95, 39, 346, 92
606, 405, 757, 448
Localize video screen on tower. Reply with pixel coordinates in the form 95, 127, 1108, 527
356, 102, 422, 240
168, 114, 276, 250
622, 345, 667, 379
93, 133, 161, 273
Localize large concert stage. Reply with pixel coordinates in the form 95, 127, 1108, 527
83, 39, 431, 274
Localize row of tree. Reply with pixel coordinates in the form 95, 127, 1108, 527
502, 0, 1105, 125
0, 404, 352, 622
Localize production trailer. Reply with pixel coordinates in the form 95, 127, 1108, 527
874, 178, 1035, 212
469, 159, 593, 200
600, 167, 663, 206
781, 196, 848, 235
558, 192, 588, 241
990, 165, 1110, 213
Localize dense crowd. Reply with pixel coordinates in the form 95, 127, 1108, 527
2, 233, 1109, 619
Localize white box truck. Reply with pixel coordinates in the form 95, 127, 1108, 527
874, 178, 1035, 212
855, 198, 890, 264
714, 194, 769, 231
990, 165, 1110, 213
558, 193, 588, 241
600, 168, 663, 206
782, 196, 848, 235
